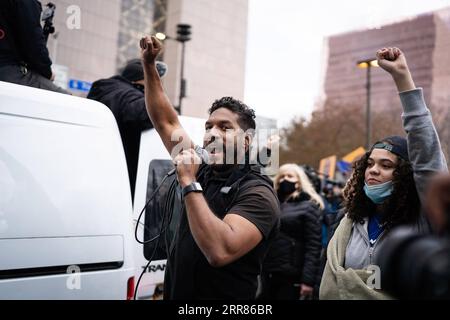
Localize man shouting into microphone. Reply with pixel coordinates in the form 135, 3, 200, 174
140, 36, 280, 300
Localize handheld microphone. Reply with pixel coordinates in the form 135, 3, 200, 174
168, 145, 210, 176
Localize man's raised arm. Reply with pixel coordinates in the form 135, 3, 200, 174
140, 36, 193, 155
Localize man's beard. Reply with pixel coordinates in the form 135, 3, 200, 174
204, 142, 246, 172
210, 163, 234, 172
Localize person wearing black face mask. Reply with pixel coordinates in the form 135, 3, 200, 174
87, 59, 167, 201
277, 180, 297, 201
259, 164, 324, 300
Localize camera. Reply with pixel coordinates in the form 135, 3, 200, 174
376, 227, 450, 299
41, 2, 56, 42
375, 174, 450, 299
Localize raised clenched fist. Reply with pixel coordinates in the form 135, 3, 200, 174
376, 47, 409, 77
140, 36, 163, 66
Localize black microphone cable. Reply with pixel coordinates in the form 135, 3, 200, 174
133, 171, 177, 300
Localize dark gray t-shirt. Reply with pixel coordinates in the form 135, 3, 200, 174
164, 165, 280, 300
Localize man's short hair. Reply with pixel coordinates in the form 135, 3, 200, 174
208, 97, 256, 131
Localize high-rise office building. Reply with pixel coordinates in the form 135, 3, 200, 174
45, 0, 248, 118
47, 0, 122, 89
161, 0, 248, 118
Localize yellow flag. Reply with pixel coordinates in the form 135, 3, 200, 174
342, 147, 366, 163
319, 155, 337, 180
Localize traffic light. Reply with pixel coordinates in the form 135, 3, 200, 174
176, 24, 191, 42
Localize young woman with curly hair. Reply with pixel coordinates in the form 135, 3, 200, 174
319, 47, 448, 300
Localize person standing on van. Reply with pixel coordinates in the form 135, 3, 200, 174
140, 35, 280, 300
87, 59, 168, 201
0, 0, 67, 93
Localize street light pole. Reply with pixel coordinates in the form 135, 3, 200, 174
366, 65, 371, 151
178, 41, 186, 114
155, 24, 191, 115
357, 59, 378, 150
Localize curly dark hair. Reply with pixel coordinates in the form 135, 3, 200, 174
209, 97, 256, 131
343, 151, 421, 229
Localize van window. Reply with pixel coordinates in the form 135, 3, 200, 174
143, 160, 181, 260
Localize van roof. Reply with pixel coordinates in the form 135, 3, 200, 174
0, 81, 116, 128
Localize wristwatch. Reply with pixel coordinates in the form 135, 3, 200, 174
181, 182, 203, 198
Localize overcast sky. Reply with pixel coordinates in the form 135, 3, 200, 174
244, 0, 450, 127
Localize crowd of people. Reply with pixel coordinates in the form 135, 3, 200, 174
1, 1, 450, 300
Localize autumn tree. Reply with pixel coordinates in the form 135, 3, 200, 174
280, 99, 404, 168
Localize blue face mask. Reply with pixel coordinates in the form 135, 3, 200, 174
364, 180, 393, 204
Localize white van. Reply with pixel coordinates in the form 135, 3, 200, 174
0, 81, 206, 300
0, 81, 136, 299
